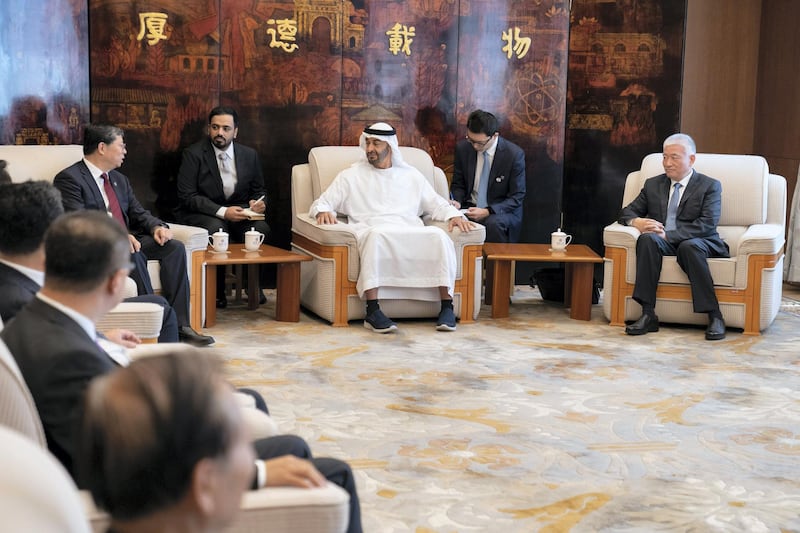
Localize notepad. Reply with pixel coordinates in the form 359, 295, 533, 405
241, 208, 265, 220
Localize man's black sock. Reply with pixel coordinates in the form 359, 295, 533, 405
366, 299, 380, 315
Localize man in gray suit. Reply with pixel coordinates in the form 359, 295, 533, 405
618, 133, 729, 340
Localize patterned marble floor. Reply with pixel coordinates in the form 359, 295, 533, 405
207, 285, 800, 532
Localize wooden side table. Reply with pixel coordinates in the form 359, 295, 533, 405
191, 245, 312, 329
482, 243, 603, 320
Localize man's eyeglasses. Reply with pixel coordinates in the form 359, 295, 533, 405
465, 135, 491, 148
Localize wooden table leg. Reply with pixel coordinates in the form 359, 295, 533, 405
275, 262, 301, 322
205, 263, 217, 327
190, 250, 204, 332
484, 257, 494, 303
567, 263, 594, 321
490, 260, 512, 318
247, 265, 259, 310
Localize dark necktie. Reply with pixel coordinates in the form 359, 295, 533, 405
101, 172, 126, 228
665, 182, 682, 232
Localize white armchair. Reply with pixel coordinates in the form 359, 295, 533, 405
0, 144, 208, 332
603, 153, 786, 335
291, 146, 486, 326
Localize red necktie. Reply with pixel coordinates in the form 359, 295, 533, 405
101, 172, 126, 228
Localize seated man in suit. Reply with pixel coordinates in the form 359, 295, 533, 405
618, 133, 729, 340
53, 124, 213, 346
449, 109, 526, 243
1, 210, 362, 533
77, 350, 296, 532
310, 122, 475, 333
0, 180, 178, 343
176, 106, 271, 308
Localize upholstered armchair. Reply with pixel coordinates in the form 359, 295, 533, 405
0, 144, 208, 331
291, 146, 486, 326
603, 153, 786, 335
0, 338, 350, 533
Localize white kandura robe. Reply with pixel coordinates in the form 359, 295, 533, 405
309, 162, 463, 300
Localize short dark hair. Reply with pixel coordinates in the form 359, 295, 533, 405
78, 349, 235, 520
83, 124, 125, 156
43, 211, 130, 292
0, 181, 64, 255
209, 106, 239, 127
466, 109, 498, 137
0, 160, 11, 184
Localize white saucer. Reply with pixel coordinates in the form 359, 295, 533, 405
548, 248, 567, 253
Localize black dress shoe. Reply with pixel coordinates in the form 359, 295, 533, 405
705, 316, 726, 340
625, 314, 659, 336
216, 295, 227, 309
178, 326, 215, 346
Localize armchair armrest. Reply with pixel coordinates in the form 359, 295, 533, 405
603, 222, 639, 249
425, 219, 486, 246
237, 483, 349, 533
736, 224, 785, 256
293, 214, 359, 247
82, 483, 350, 533
168, 223, 208, 252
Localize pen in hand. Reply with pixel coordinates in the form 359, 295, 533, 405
254, 195, 265, 203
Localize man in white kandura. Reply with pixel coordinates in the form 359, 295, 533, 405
310, 122, 475, 333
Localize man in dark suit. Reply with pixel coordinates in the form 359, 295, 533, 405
0, 180, 178, 342
1, 210, 362, 531
52, 124, 212, 345
618, 133, 729, 340
176, 106, 270, 308
450, 109, 526, 243
1, 211, 136, 474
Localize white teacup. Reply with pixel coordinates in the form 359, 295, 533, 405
244, 227, 265, 251
550, 228, 572, 252
209, 229, 229, 253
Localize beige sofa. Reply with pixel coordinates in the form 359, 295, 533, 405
0, 144, 208, 337
603, 153, 786, 335
291, 145, 486, 326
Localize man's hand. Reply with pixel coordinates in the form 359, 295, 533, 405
224, 206, 249, 221
448, 199, 461, 209
152, 226, 173, 246
631, 217, 664, 235
464, 207, 490, 222
248, 198, 266, 214
127, 234, 141, 253
315, 212, 337, 225
264, 455, 326, 489
104, 329, 141, 348
448, 216, 474, 233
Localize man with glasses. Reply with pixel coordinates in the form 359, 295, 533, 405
450, 109, 526, 243
53, 124, 213, 346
